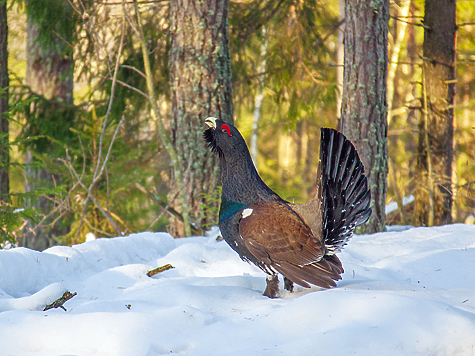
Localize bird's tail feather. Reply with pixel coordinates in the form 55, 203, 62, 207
320, 128, 371, 253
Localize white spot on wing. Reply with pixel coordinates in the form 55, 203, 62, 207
242, 208, 253, 219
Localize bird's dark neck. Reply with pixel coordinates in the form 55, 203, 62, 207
220, 148, 281, 205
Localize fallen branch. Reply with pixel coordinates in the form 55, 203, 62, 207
44, 291, 77, 311
147, 264, 175, 277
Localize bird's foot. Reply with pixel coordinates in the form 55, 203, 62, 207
263, 274, 280, 298
284, 277, 294, 293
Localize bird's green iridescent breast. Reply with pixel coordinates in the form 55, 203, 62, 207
218, 195, 249, 223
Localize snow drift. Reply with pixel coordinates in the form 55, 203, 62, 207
1, 225, 475, 355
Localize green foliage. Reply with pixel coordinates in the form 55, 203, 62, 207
0, 162, 67, 248
230, 0, 340, 204
1, 202, 35, 247
21, 0, 77, 54
5, 0, 475, 250
1, 90, 67, 247
15, 92, 77, 154
55, 105, 165, 245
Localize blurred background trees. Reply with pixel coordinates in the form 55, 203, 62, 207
0, 0, 8, 205
1, 0, 475, 249
415, 0, 456, 226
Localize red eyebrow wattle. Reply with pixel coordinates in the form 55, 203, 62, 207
221, 124, 232, 137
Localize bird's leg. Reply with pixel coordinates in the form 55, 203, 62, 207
284, 277, 294, 293
263, 273, 280, 298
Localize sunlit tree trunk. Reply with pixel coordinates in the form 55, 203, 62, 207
415, 0, 456, 226
340, 0, 390, 233
24, 6, 74, 249
250, 28, 267, 167
0, 0, 8, 203
169, 0, 233, 236
335, 0, 345, 122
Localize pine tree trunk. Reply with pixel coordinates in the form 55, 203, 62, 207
26, 21, 74, 102
415, 0, 456, 226
250, 28, 267, 167
340, 0, 389, 233
0, 0, 8, 203
24, 10, 74, 250
169, 0, 233, 236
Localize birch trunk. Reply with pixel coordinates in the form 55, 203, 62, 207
250, 28, 267, 167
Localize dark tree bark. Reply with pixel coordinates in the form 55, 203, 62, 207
169, 0, 233, 236
24, 6, 74, 250
415, 0, 456, 226
340, 0, 389, 233
0, 0, 8, 203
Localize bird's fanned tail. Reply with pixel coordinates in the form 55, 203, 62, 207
320, 128, 372, 253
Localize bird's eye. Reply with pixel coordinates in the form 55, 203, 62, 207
221, 124, 232, 137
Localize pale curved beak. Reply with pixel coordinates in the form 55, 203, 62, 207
205, 116, 217, 129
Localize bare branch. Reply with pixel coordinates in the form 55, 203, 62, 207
95, 23, 125, 179
83, 217, 115, 237
97, 0, 167, 5
95, 117, 124, 185
100, 75, 149, 98
64, 156, 121, 236
390, 15, 430, 29
120, 64, 147, 79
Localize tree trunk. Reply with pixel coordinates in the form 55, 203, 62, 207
415, 0, 456, 226
24, 8, 74, 250
169, 0, 233, 236
335, 0, 345, 122
250, 28, 267, 167
340, 0, 390, 233
0, 0, 8, 203
26, 22, 74, 102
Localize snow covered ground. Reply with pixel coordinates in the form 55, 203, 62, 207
1, 224, 475, 356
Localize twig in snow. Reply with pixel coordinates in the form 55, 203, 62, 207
147, 264, 175, 277
44, 291, 77, 311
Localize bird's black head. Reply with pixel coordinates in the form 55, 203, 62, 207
204, 117, 243, 158
203, 117, 282, 203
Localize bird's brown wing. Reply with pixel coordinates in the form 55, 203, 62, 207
238, 202, 343, 289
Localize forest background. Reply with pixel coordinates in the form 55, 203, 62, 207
0, 0, 474, 250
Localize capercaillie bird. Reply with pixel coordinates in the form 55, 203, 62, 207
204, 117, 371, 298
